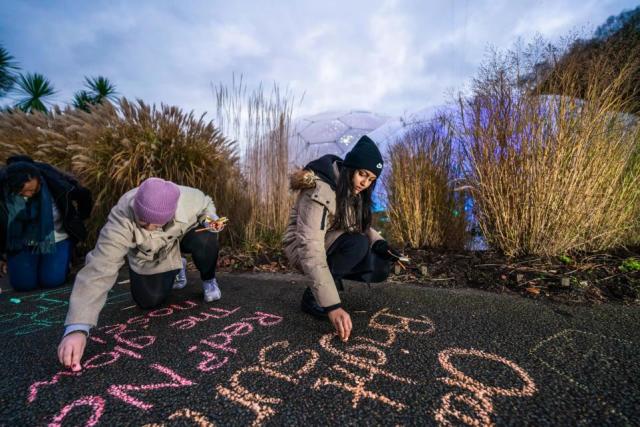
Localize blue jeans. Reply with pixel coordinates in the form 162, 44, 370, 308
7, 239, 73, 291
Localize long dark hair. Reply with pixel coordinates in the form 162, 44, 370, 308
330, 166, 375, 233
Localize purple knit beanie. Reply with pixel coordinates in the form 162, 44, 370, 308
133, 178, 180, 225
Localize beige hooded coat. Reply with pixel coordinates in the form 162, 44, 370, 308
64, 185, 217, 326
282, 161, 383, 308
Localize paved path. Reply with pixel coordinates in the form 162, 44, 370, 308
0, 272, 639, 426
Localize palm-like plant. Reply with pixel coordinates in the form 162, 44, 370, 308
0, 45, 19, 98
14, 72, 56, 113
85, 76, 117, 103
72, 90, 93, 112
72, 76, 117, 111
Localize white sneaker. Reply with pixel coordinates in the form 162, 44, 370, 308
203, 278, 221, 302
173, 258, 188, 290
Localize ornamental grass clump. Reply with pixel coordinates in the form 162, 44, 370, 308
214, 76, 297, 249
0, 99, 250, 247
70, 99, 250, 246
0, 106, 72, 170
385, 116, 469, 250
459, 40, 640, 257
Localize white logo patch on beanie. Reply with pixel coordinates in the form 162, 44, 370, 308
376, 163, 383, 169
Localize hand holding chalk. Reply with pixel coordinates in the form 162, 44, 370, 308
195, 216, 229, 233
328, 308, 352, 342
57, 332, 87, 372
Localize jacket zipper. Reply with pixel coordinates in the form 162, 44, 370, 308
320, 207, 328, 230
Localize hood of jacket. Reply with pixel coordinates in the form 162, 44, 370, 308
289, 154, 341, 191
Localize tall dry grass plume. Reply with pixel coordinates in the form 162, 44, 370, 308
385, 116, 469, 249
0, 106, 73, 169
214, 75, 298, 249
459, 40, 640, 257
0, 99, 249, 247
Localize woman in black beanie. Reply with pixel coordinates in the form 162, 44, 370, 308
0, 156, 93, 291
283, 135, 404, 341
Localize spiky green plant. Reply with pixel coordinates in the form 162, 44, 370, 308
0, 45, 19, 98
14, 72, 56, 113
84, 76, 117, 104
72, 90, 93, 112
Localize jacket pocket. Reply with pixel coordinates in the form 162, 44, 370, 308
320, 207, 328, 230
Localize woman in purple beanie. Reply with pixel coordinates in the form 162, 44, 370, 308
57, 177, 225, 371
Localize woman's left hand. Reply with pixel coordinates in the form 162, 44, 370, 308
209, 221, 225, 232
205, 219, 226, 232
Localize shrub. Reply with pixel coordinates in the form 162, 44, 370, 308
458, 41, 640, 257
214, 76, 297, 249
0, 99, 250, 247
384, 115, 469, 249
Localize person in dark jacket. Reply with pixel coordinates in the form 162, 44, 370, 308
0, 155, 93, 291
283, 136, 405, 342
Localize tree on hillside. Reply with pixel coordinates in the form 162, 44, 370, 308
534, 6, 640, 114
14, 72, 56, 113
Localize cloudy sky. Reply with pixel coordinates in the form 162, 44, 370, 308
1, 0, 637, 119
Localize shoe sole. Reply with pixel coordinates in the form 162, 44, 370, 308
301, 302, 328, 319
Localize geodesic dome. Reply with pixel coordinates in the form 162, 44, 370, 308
367, 106, 441, 148
289, 110, 390, 167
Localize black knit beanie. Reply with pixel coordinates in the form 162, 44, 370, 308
342, 135, 384, 177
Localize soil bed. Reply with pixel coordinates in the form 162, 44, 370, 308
214, 247, 640, 305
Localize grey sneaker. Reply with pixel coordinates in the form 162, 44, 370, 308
173, 257, 188, 290
203, 278, 221, 302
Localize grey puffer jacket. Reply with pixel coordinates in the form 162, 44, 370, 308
282, 156, 382, 308
65, 185, 217, 326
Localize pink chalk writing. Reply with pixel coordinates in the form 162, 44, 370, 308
107, 364, 195, 411
48, 395, 105, 427
33, 307, 285, 425
169, 306, 240, 330
112, 330, 156, 349
28, 370, 81, 404
188, 312, 283, 373
240, 311, 284, 327
83, 346, 143, 369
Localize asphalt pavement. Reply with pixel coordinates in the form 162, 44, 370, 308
0, 271, 638, 426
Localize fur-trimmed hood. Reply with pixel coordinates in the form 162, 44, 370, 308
289, 154, 341, 191
289, 168, 318, 191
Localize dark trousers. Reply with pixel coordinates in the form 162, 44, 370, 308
129, 229, 219, 309
326, 233, 391, 285
7, 239, 74, 291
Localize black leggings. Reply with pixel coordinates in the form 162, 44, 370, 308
130, 229, 219, 309
326, 233, 390, 284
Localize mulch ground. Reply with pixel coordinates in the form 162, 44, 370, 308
214, 247, 640, 306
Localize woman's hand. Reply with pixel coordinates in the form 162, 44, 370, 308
57, 332, 87, 371
207, 220, 226, 232
372, 240, 405, 261
327, 308, 352, 342
202, 216, 228, 233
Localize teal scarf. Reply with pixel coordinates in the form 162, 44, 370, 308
4, 179, 56, 254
